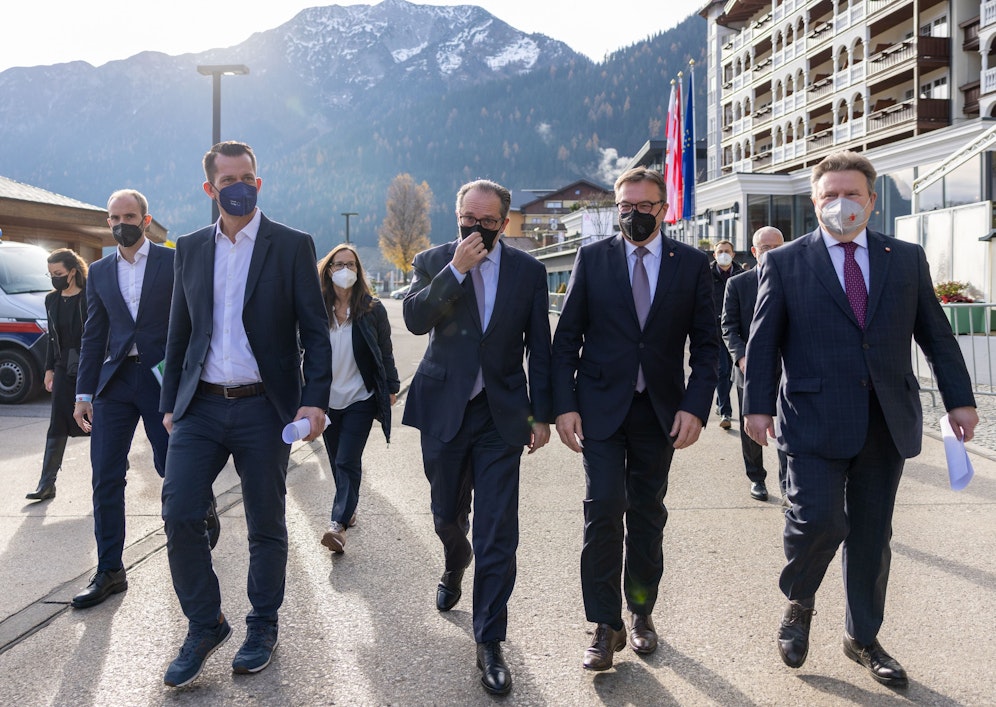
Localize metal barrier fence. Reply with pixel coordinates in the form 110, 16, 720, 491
915, 302, 996, 402
549, 295, 995, 400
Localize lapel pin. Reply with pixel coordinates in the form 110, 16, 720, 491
669, 252, 675, 257
884, 247, 891, 252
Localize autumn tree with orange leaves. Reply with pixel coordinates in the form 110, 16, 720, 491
378, 173, 432, 282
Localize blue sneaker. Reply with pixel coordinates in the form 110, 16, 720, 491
164, 616, 233, 687
232, 623, 279, 674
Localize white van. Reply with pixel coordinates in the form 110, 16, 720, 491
0, 239, 51, 403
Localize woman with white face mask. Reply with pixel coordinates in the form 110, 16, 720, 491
316, 244, 400, 554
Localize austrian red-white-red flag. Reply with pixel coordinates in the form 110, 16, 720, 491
664, 78, 683, 223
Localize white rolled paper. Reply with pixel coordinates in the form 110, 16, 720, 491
281, 415, 332, 444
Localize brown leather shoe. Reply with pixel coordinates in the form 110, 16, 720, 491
843, 635, 908, 687
777, 601, 815, 668
629, 613, 658, 654
583, 624, 627, 671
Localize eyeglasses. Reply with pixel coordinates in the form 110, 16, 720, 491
459, 215, 503, 231
755, 244, 777, 253
330, 261, 357, 272
616, 201, 664, 215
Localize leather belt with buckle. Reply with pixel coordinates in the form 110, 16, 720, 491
198, 381, 266, 399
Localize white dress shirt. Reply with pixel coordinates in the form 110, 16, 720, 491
201, 210, 263, 385
116, 237, 151, 357
328, 310, 372, 410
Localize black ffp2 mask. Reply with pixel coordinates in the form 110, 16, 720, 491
460, 224, 500, 251
619, 211, 658, 242
112, 223, 143, 248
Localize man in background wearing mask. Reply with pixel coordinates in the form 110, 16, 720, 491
159, 142, 331, 687
721, 226, 788, 503
744, 150, 977, 687
710, 239, 743, 430
552, 167, 719, 672
71, 189, 209, 609
403, 179, 552, 696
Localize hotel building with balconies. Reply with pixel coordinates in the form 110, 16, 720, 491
689, 0, 996, 299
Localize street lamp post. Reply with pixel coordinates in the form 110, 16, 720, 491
197, 64, 249, 222
341, 212, 359, 244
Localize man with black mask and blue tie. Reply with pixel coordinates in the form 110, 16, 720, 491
552, 166, 719, 672
403, 178, 552, 696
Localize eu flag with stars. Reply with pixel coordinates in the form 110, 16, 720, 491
682, 67, 695, 221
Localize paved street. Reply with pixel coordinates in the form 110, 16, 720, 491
0, 298, 994, 705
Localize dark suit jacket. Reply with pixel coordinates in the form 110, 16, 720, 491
710, 259, 744, 324
743, 228, 975, 459
552, 234, 720, 441
350, 296, 400, 443
77, 243, 173, 397
722, 268, 759, 389
402, 240, 552, 446
160, 213, 332, 423
45, 289, 86, 370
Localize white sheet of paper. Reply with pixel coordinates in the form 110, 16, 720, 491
940, 414, 974, 491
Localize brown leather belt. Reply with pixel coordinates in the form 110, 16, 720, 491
198, 381, 265, 399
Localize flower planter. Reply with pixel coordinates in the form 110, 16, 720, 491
945, 305, 986, 334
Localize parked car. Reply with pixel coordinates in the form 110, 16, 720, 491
390, 285, 410, 299
0, 239, 51, 403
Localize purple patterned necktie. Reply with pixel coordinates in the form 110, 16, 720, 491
840, 241, 867, 328
633, 246, 650, 392
469, 263, 486, 399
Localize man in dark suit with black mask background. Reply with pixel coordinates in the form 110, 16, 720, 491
403, 178, 552, 696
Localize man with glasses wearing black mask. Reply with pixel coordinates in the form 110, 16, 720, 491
403, 178, 552, 696
552, 167, 719, 671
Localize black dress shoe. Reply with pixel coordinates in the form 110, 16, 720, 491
436, 568, 465, 611
72, 568, 128, 609
476, 640, 512, 695
629, 613, 658, 654
750, 481, 769, 501
206, 494, 221, 550
777, 601, 815, 668
583, 624, 628, 671
843, 635, 909, 687
26, 484, 56, 501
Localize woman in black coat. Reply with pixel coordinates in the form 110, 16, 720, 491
26, 248, 89, 500
316, 244, 400, 554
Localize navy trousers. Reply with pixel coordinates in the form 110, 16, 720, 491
162, 391, 289, 631
420, 392, 521, 643
736, 383, 788, 494
714, 326, 733, 417
780, 392, 904, 644
322, 395, 377, 525
580, 392, 675, 630
89, 358, 169, 571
